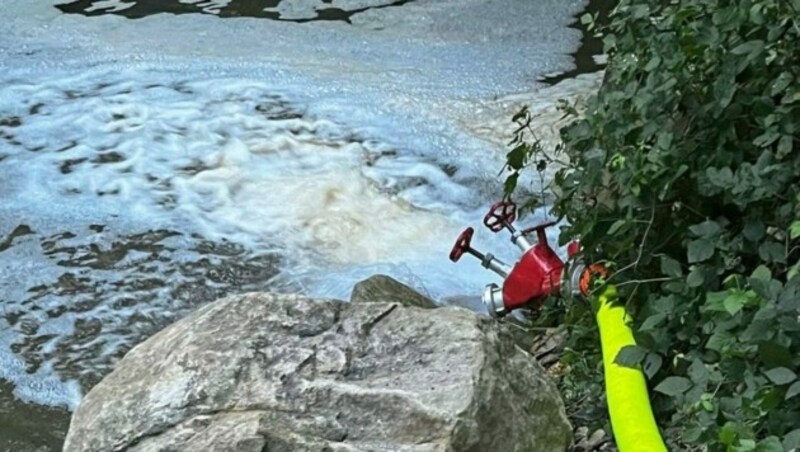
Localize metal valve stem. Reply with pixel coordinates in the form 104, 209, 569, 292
466, 249, 510, 278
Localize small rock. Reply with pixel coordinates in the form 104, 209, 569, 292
350, 274, 437, 309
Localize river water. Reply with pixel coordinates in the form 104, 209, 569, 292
0, 0, 588, 449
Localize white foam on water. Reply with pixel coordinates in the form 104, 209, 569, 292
0, 0, 589, 410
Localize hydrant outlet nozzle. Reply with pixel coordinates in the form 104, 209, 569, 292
483, 283, 506, 317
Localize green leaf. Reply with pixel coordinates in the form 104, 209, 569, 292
759, 241, 786, 263
640, 313, 667, 331
660, 256, 682, 277
688, 358, 709, 383
705, 290, 728, 312
759, 341, 792, 367
789, 262, 800, 281
754, 306, 777, 321
757, 436, 784, 452
785, 381, 800, 400
771, 72, 794, 96
777, 135, 793, 159
707, 330, 734, 352
720, 422, 738, 445
737, 439, 757, 451
504, 172, 519, 195
714, 75, 737, 108
707, 166, 734, 187
751, 265, 772, 282
724, 291, 748, 315
643, 353, 663, 379
790, 221, 800, 240
614, 345, 647, 368
687, 267, 706, 287
506, 144, 527, 170
607, 219, 626, 235
783, 429, 800, 451
764, 367, 797, 385
654, 376, 692, 396
580, 13, 593, 25
688, 239, 715, 263
754, 129, 781, 148
690, 220, 722, 237
730, 40, 764, 56
644, 55, 661, 72
743, 218, 765, 241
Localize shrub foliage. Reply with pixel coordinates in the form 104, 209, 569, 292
506, 0, 800, 449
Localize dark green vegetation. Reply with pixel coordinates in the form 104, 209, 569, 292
506, 0, 800, 449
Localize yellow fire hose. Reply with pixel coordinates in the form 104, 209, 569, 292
593, 284, 667, 451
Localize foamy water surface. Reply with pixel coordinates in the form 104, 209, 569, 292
0, 0, 586, 416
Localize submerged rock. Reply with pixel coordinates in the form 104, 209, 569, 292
350, 274, 437, 309
64, 293, 571, 451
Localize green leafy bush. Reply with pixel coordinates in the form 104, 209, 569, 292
506, 0, 800, 449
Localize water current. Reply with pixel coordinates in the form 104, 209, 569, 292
0, 0, 591, 449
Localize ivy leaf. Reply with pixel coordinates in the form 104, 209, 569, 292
688, 358, 709, 384
790, 221, 800, 240
705, 290, 728, 311
614, 345, 647, 368
753, 129, 780, 148
640, 313, 666, 331
644, 55, 661, 72
719, 422, 738, 445
688, 239, 715, 263
789, 262, 800, 281
784, 429, 800, 451
504, 172, 519, 195
743, 218, 765, 241
689, 220, 722, 237
687, 267, 706, 287
707, 166, 734, 188
707, 330, 734, 352
785, 382, 800, 400
758, 241, 785, 263
713, 74, 736, 108
764, 367, 797, 385
730, 40, 764, 57
770, 72, 793, 96
654, 376, 692, 396
506, 144, 527, 170
644, 353, 663, 379
738, 439, 757, 451
759, 341, 792, 368
660, 256, 682, 277
758, 437, 784, 452
750, 265, 771, 282
777, 135, 793, 159
724, 291, 747, 315
607, 219, 626, 235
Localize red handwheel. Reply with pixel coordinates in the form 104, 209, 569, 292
483, 201, 517, 232
520, 220, 558, 236
521, 220, 558, 244
449, 227, 475, 262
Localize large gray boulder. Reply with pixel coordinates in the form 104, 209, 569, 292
64, 293, 571, 452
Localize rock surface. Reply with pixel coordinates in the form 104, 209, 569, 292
350, 274, 437, 309
65, 293, 572, 452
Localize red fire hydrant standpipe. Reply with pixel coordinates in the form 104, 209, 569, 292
449, 201, 667, 452
450, 201, 566, 316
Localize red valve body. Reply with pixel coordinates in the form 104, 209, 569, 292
501, 240, 564, 311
